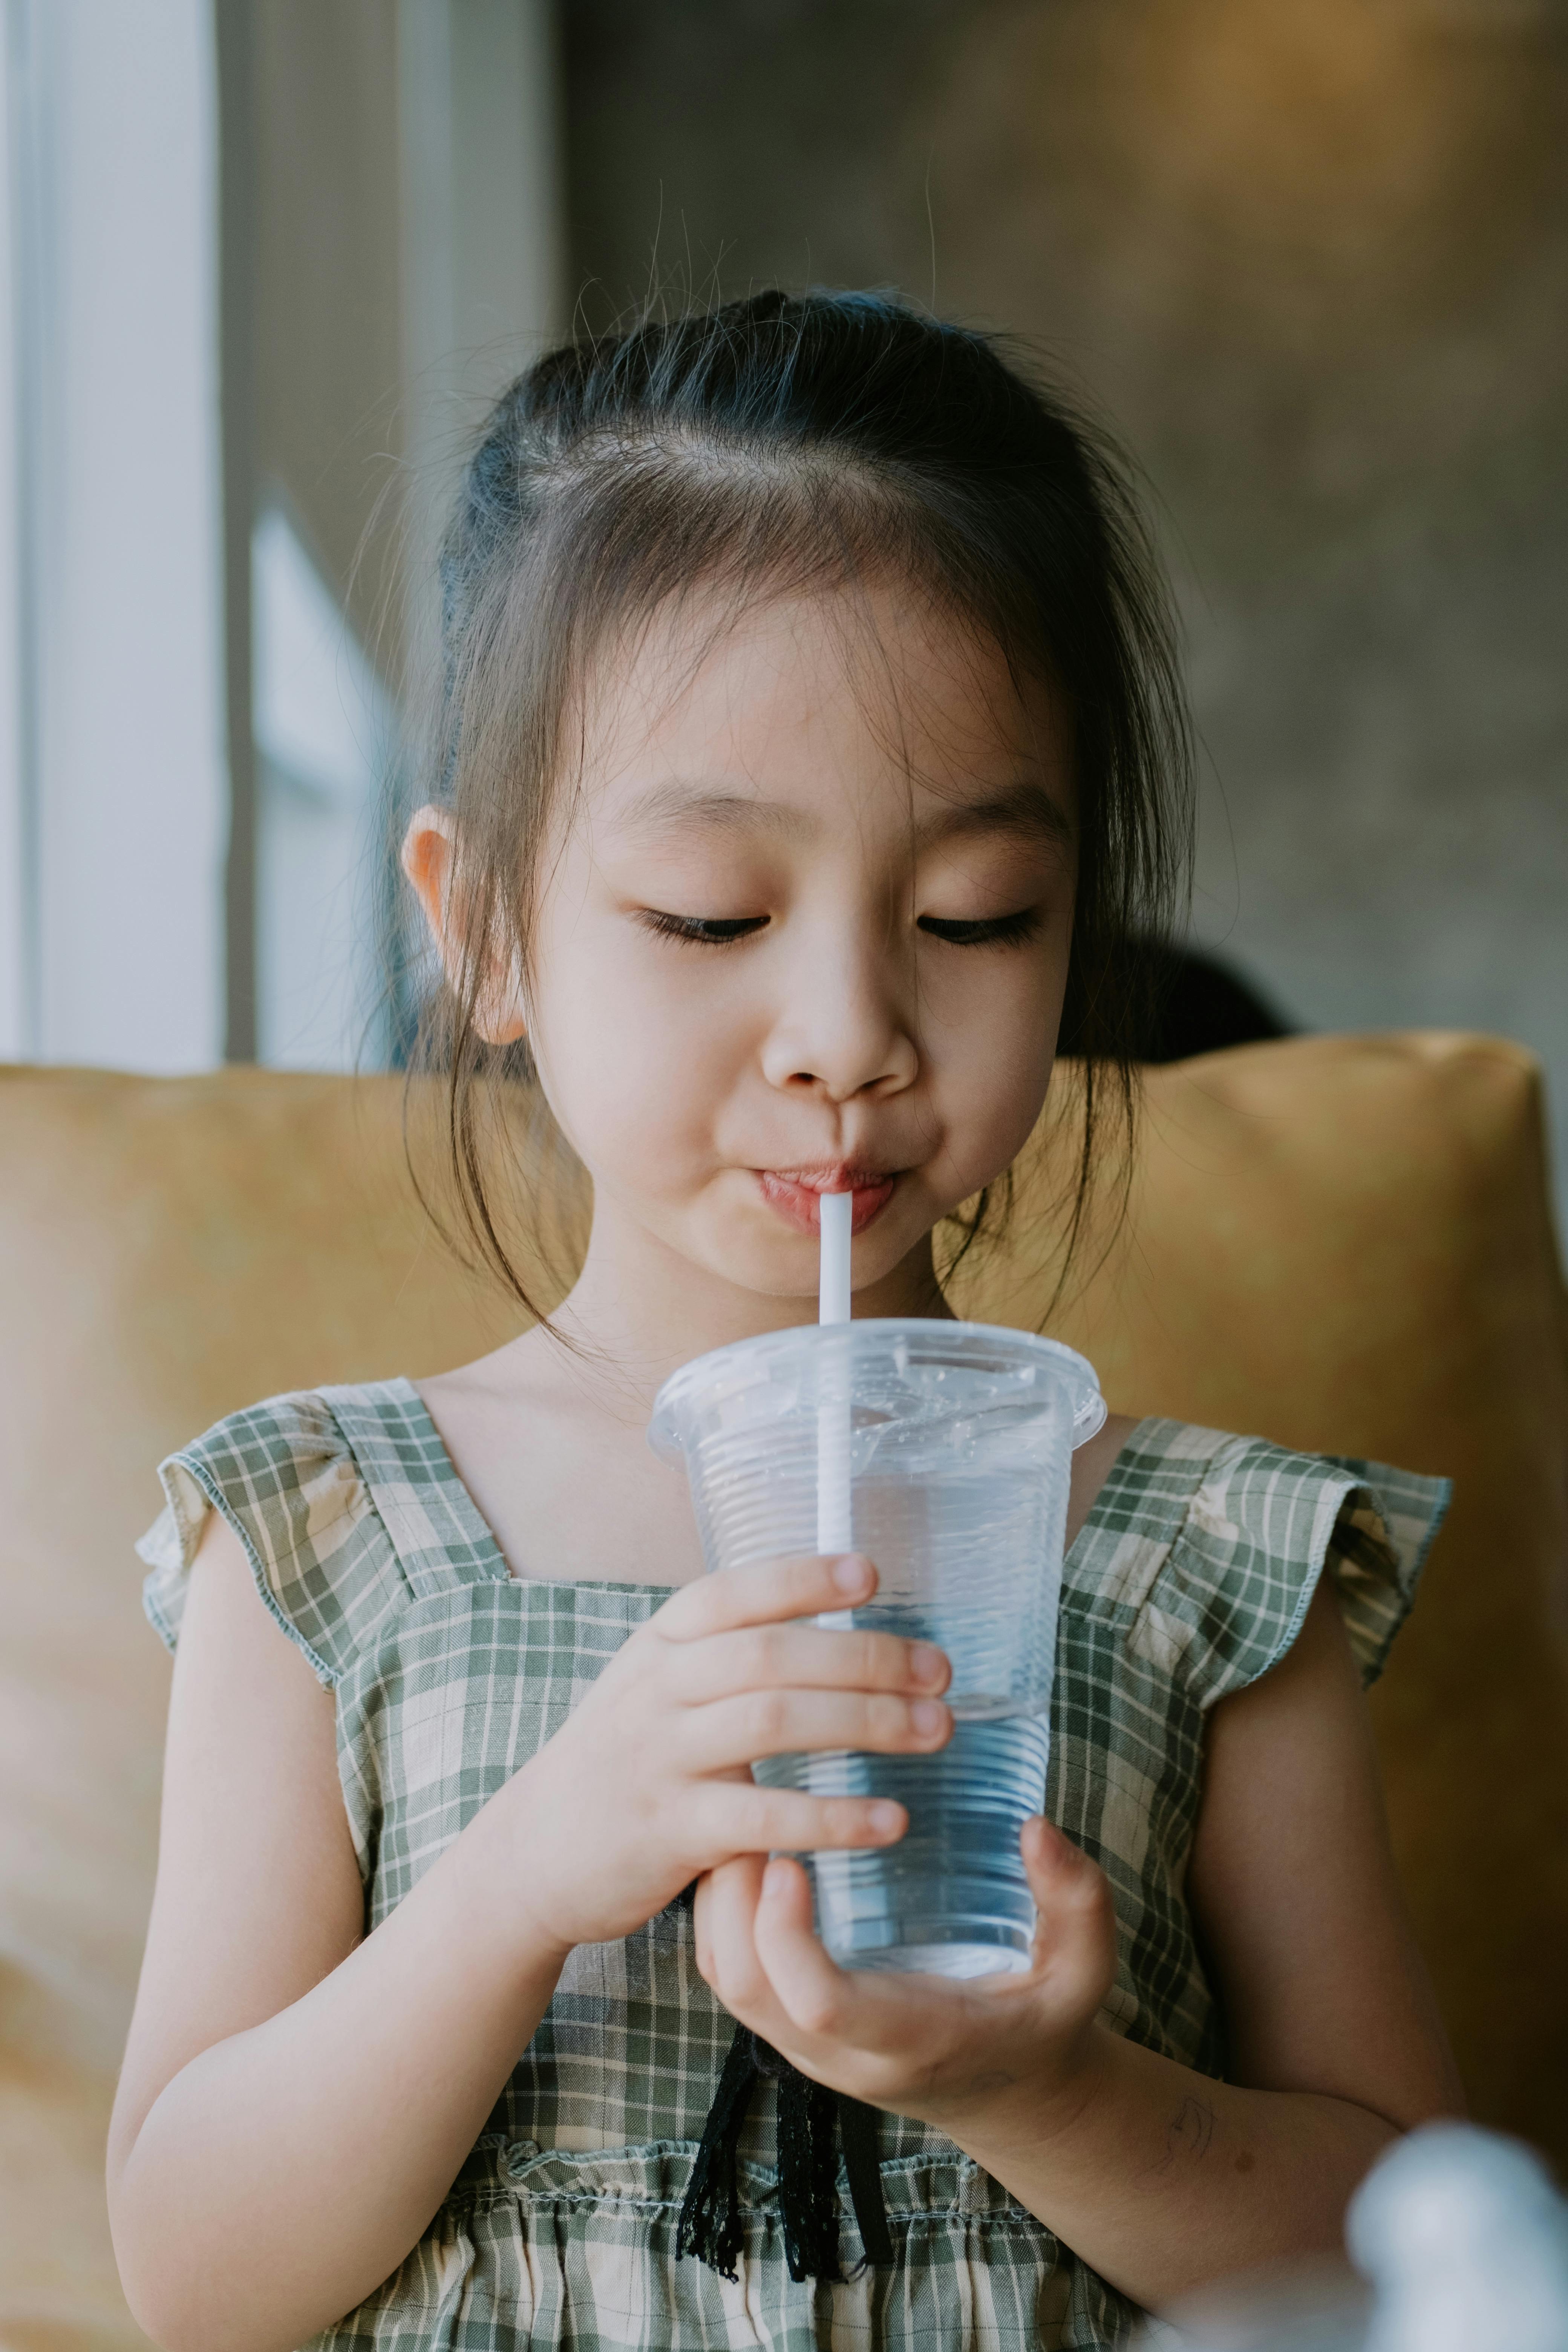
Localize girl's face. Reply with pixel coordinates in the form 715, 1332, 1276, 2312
426, 582, 1075, 1320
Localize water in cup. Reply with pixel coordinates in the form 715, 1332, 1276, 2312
648, 1320, 1104, 1978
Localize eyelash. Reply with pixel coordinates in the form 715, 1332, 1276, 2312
640, 912, 770, 946
918, 908, 1043, 950
640, 908, 1043, 949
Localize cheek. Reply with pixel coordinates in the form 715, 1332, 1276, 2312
528, 943, 743, 1188
931, 954, 1067, 1171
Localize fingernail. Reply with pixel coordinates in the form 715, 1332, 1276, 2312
910, 1641, 945, 1687
869, 1801, 903, 1837
911, 1698, 947, 1736
833, 1553, 870, 1594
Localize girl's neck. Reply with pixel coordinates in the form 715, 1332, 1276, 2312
549, 1203, 954, 1399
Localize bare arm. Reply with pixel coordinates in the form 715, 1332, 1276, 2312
1185, 1575, 1462, 2126
107, 1517, 570, 2349
698, 1581, 1463, 2309
950, 1582, 1463, 2300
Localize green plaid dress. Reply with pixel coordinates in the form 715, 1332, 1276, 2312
138, 1381, 1446, 2351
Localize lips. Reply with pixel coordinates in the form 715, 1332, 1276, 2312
754, 1165, 900, 1236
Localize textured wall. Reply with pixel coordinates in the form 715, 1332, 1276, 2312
564, 0, 1568, 1237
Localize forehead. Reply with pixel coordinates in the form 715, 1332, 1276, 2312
571, 581, 1070, 839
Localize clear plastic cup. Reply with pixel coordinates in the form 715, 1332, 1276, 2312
648, 1319, 1104, 1978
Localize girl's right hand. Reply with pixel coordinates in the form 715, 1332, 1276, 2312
496, 1551, 951, 1959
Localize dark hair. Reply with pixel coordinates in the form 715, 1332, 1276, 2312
410, 288, 1193, 1321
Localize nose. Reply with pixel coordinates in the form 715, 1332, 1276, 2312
759, 917, 920, 1104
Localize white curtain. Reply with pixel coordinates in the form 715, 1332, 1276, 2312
0, 0, 227, 1070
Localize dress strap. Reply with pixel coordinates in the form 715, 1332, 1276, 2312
316, 1379, 511, 1602
138, 1380, 510, 1689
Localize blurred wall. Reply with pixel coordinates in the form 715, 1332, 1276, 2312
564, 0, 1568, 1235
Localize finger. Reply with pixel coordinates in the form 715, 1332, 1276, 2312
1022, 1817, 1119, 1991
729, 1861, 992, 2091
695, 1779, 907, 1859
683, 1687, 951, 1773
753, 1865, 1011, 2058
670, 1622, 950, 1706
750, 1857, 858, 2040
652, 1553, 878, 1643
1021, 1815, 1111, 1914
692, 1871, 716, 1982
699, 1853, 793, 2032
694, 1862, 769, 1992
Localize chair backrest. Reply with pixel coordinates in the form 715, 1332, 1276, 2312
953, 1032, 1568, 2162
1, 1037, 1564, 2344
0, 1067, 520, 2348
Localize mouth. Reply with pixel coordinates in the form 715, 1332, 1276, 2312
753, 1163, 901, 1237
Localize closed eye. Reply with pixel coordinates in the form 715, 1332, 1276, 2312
640, 911, 770, 946
918, 908, 1043, 949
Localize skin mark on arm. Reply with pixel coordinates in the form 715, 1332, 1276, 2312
1151, 2095, 1216, 2175
962, 2069, 1020, 2099
915, 2061, 1020, 2108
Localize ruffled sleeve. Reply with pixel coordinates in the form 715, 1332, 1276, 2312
136, 1391, 410, 1687
1134, 1433, 1449, 1710
1315, 1454, 1451, 1687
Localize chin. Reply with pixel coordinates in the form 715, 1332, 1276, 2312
706, 1232, 828, 1303
732, 1210, 938, 1307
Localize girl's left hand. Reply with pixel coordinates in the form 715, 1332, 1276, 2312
693, 1815, 1120, 2147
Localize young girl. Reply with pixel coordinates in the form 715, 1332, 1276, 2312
107, 291, 1460, 2352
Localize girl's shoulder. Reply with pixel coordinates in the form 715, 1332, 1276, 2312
137, 1380, 507, 1686
1066, 1416, 1450, 1707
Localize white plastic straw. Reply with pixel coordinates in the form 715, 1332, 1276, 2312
812, 1192, 863, 1943
818, 1187, 852, 1328
816, 1191, 853, 1557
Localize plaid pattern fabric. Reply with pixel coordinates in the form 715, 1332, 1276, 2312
139, 1383, 1447, 2351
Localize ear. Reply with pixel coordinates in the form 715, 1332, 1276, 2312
400, 804, 529, 1045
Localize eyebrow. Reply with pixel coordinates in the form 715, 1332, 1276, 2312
620, 776, 1075, 852
914, 781, 1076, 854
620, 783, 812, 842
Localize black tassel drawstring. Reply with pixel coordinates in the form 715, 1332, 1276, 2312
675, 2021, 895, 2285
774, 2047, 842, 2281
674, 2023, 763, 2283
838, 2092, 896, 2267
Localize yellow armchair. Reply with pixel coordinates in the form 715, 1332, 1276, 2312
2, 1034, 1564, 2347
